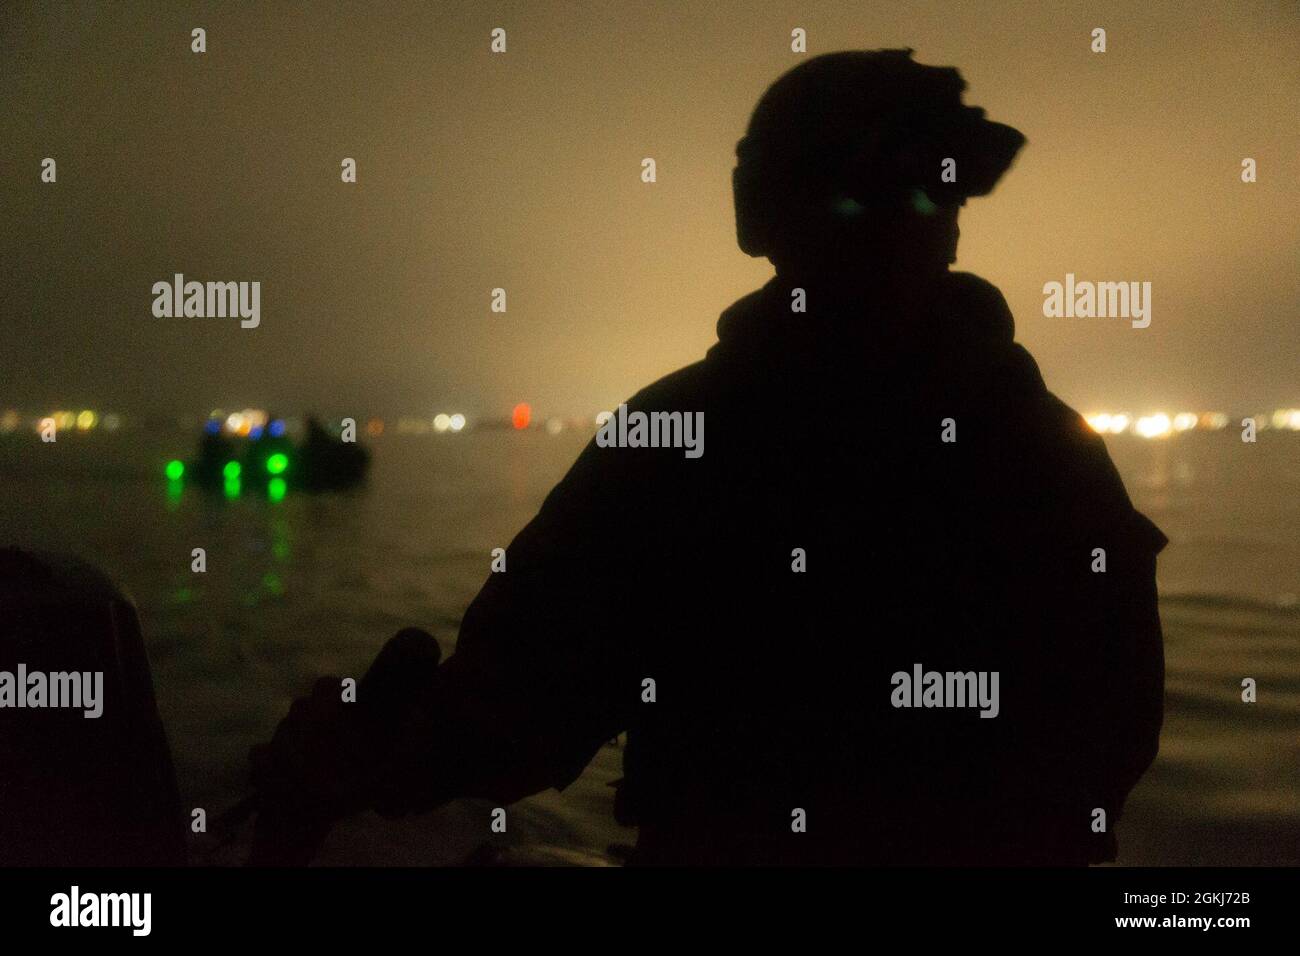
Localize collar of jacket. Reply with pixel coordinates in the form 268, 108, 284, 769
708, 271, 1019, 391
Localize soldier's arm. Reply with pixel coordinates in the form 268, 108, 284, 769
249, 418, 675, 849
376, 440, 653, 812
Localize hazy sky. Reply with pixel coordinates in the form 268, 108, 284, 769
3, 0, 1297, 418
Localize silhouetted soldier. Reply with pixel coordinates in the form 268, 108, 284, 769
298, 415, 370, 490
251, 50, 1166, 865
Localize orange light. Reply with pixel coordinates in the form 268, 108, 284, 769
511, 403, 531, 430
366, 417, 385, 436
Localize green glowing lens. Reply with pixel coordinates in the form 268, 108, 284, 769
266, 453, 288, 475
833, 196, 865, 218
223, 477, 241, 499
268, 477, 287, 502
165, 460, 185, 481
911, 188, 938, 216
223, 461, 241, 480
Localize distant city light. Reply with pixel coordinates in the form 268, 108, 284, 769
1135, 413, 1172, 439
431, 412, 467, 433
266, 453, 289, 475
1084, 413, 1111, 433
220, 409, 267, 436
14, 402, 1292, 447
1272, 408, 1300, 431
165, 460, 185, 481
1083, 408, 1295, 437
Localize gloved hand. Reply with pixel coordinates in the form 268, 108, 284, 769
248, 675, 377, 865
247, 627, 444, 865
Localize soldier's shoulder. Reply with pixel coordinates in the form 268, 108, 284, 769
946, 270, 1005, 300
624, 360, 710, 412
943, 271, 1015, 343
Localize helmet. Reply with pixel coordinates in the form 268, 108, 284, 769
733, 49, 1026, 257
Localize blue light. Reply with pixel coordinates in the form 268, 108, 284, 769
268, 419, 286, 438
204, 419, 221, 435
249, 425, 264, 439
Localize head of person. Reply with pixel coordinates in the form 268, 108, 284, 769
733, 50, 1025, 291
